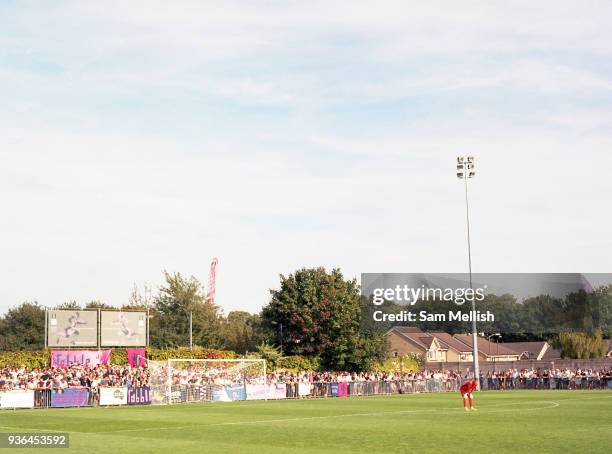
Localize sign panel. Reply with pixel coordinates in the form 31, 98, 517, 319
298, 383, 311, 396
127, 386, 151, 405
100, 311, 147, 347
99, 387, 128, 406
0, 391, 34, 409
47, 310, 98, 347
245, 384, 287, 400
50, 350, 111, 368
50, 388, 89, 407
212, 384, 246, 401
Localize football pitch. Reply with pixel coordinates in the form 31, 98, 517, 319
1, 391, 611, 453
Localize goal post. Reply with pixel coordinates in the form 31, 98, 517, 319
148, 358, 267, 405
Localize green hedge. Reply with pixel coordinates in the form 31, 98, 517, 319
0, 350, 49, 369
0, 350, 411, 373
276, 355, 321, 372
0, 347, 237, 368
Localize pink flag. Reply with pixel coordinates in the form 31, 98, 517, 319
127, 348, 146, 367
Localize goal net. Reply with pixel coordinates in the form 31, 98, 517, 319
148, 359, 267, 405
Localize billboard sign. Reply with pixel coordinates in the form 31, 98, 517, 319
0, 391, 35, 409
50, 388, 90, 407
99, 387, 128, 406
47, 310, 98, 347
127, 386, 151, 405
100, 311, 147, 347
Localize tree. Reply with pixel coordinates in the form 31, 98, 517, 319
56, 301, 81, 309
255, 343, 281, 369
0, 302, 45, 350
261, 267, 387, 371
151, 271, 222, 348
553, 330, 608, 359
220, 311, 264, 354
85, 301, 116, 309
125, 283, 154, 310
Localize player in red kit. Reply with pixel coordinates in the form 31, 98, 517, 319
459, 378, 478, 411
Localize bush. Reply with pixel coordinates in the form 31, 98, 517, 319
277, 355, 321, 372
373, 354, 421, 373
0, 350, 49, 369
0, 347, 237, 368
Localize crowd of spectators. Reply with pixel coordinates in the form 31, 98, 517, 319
484, 367, 612, 380
1, 364, 611, 393
0, 365, 148, 392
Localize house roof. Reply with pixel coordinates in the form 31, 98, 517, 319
428, 332, 473, 352
501, 342, 548, 360
388, 326, 424, 334
453, 334, 519, 357
540, 346, 561, 360
388, 327, 430, 352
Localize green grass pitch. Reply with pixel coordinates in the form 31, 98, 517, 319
1, 391, 611, 453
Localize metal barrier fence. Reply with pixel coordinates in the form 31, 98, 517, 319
301, 379, 463, 398
482, 377, 612, 391
2, 377, 611, 409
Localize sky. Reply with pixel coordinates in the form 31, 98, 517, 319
1, 1, 612, 315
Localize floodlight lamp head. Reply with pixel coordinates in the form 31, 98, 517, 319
457, 156, 464, 164
456, 171, 464, 179
467, 156, 475, 163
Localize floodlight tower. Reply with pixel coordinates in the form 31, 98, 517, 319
456, 156, 480, 387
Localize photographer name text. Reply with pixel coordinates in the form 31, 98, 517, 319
372, 310, 494, 322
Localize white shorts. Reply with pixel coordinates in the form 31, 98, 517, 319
462, 392, 473, 399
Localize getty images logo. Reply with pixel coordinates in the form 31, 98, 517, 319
371, 285, 487, 306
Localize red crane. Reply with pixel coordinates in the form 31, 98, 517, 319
207, 257, 218, 305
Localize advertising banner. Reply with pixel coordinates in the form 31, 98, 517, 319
331, 383, 339, 397
298, 383, 311, 396
338, 382, 348, 398
51, 388, 89, 407
50, 349, 111, 368
245, 384, 266, 400
99, 387, 128, 406
127, 348, 146, 367
127, 386, 152, 405
267, 383, 287, 399
101, 311, 147, 347
47, 310, 98, 347
213, 384, 246, 401
0, 391, 35, 409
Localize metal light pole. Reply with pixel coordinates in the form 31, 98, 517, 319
279, 323, 283, 357
456, 156, 480, 387
270, 321, 283, 356
189, 311, 193, 351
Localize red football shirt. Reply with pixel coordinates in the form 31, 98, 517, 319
460, 380, 477, 394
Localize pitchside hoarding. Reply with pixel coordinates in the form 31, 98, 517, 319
99, 387, 128, 406
127, 386, 151, 405
100, 311, 147, 347
50, 388, 90, 407
0, 391, 35, 408
47, 310, 98, 347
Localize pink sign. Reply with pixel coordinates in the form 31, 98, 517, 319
338, 381, 348, 398
51, 350, 112, 368
127, 348, 146, 367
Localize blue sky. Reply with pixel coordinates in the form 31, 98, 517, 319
1, 1, 612, 314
